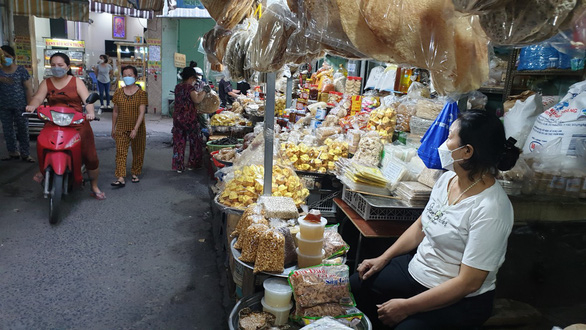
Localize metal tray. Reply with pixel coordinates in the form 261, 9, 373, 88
228, 292, 372, 330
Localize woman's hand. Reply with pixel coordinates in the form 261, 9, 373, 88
111, 129, 115, 139
25, 105, 37, 113
357, 256, 388, 280
377, 298, 411, 326
130, 129, 137, 139
86, 113, 95, 121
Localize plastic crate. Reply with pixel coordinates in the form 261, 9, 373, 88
306, 189, 340, 216
342, 186, 423, 221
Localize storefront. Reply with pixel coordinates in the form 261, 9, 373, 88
196, 1, 586, 329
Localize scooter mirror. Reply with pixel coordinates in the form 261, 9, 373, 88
86, 93, 100, 105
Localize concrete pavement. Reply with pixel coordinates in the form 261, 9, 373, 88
0, 112, 232, 329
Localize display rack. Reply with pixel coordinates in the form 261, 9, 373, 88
43, 48, 85, 79
114, 42, 148, 88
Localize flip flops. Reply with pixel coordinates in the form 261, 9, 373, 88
1, 152, 20, 161
131, 176, 140, 183
21, 155, 35, 163
110, 180, 126, 187
90, 191, 107, 200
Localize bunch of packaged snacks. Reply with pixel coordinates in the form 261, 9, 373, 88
275, 226, 297, 265
346, 129, 362, 155
238, 308, 276, 330
218, 165, 309, 209
281, 141, 348, 174
231, 203, 265, 238
289, 265, 353, 308
234, 214, 268, 249
239, 223, 269, 263
339, 112, 370, 132
352, 131, 384, 167
275, 96, 287, 116
253, 230, 285, 273
323, 225, 349, 259
350, 96, 362, 116
366, 105, 397, 141
361, 95, 380, 112
344, 76, 362, 96
328, 92, 343, 105
211, 111, 248, 126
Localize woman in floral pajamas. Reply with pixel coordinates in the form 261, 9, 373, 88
172, 67, 209, 173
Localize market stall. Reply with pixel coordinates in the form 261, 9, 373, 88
199, 0, 586, 328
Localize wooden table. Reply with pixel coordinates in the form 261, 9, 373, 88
334, 197, 413, 271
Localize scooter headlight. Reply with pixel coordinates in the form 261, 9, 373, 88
50, 111, 74, 126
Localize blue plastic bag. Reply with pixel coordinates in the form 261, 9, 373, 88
417, 100, 460, 169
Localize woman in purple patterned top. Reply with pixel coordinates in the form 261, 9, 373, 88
172, 67, 210, 173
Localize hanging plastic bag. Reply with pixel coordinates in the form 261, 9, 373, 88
417, 100, 460, 169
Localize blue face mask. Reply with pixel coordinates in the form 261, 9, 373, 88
51, 67, 67, 78
122, 76, 136, 86
3, 57, 13, 66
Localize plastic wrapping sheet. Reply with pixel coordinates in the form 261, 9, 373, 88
475, 0, 579, 46
333, 0, 489, 95
224, 18, 258, 82
250, 0, 297, 72
203, 25, 232, 66
200, 0, 256, 30
286, 0, 366, 59
452, 0, 508, 14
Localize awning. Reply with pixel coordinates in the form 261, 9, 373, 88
10, 0, 89, 22
89, 0, 153, 19
93, 0, 163, 11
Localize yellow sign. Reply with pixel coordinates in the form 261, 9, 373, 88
174, 52, 186, 68
45, 39, 85, 48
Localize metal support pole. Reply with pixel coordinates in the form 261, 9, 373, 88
285, 76, 293, 108
359, 60, 367, 95
263, 72, 276, 196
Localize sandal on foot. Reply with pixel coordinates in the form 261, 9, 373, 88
131, 176, 140, 183
110, 180, 126, 187
33, 172, 44, 183
90, 191, 107, 200
21, 155, 35, 163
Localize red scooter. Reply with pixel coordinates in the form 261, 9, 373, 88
27, 93, 100, 224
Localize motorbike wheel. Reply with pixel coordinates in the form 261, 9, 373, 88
49, 173, 64, 224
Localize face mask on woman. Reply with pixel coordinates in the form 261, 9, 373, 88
123, 76, 136, 86
98, 59, 104, 64
51, 67, 68, 78
3, 58, 13, 66
437, 141, 466, 171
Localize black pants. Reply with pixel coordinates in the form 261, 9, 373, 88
350, 254, 495, 330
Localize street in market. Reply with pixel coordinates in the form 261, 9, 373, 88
0, 112, 232, 329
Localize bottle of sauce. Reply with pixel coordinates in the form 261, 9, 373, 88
309, 85, 319, 101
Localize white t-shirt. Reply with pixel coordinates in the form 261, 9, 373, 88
408, 171, 514, 297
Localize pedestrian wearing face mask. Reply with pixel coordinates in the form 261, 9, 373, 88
110, 65, 148, 187
26, 53, 105, 200
0, 45, 34, 162
93, 54, 113, 113
171, 67, 210, 173
350, 110, 521, 329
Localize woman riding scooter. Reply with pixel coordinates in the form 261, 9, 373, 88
26, 53, 106, 200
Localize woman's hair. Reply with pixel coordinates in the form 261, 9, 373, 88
457, 110, 521, 180
100, 54, 109, 62
180, 66, 197, 81
189, 60, 197, 68
121, 65, 138, 77
1, 45, 16, 57
50, 52, 73, 76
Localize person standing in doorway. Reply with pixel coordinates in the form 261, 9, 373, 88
0, 45, 34, 162
172, 67, 210, 173
110, 65, 148, 187
94, 54, 113, 114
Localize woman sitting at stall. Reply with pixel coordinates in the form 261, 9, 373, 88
351, 110, 521, 329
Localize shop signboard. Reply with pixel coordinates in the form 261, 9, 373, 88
14, 36, 33, 75
45, 38, 85, 48
174, 52, 186, 68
